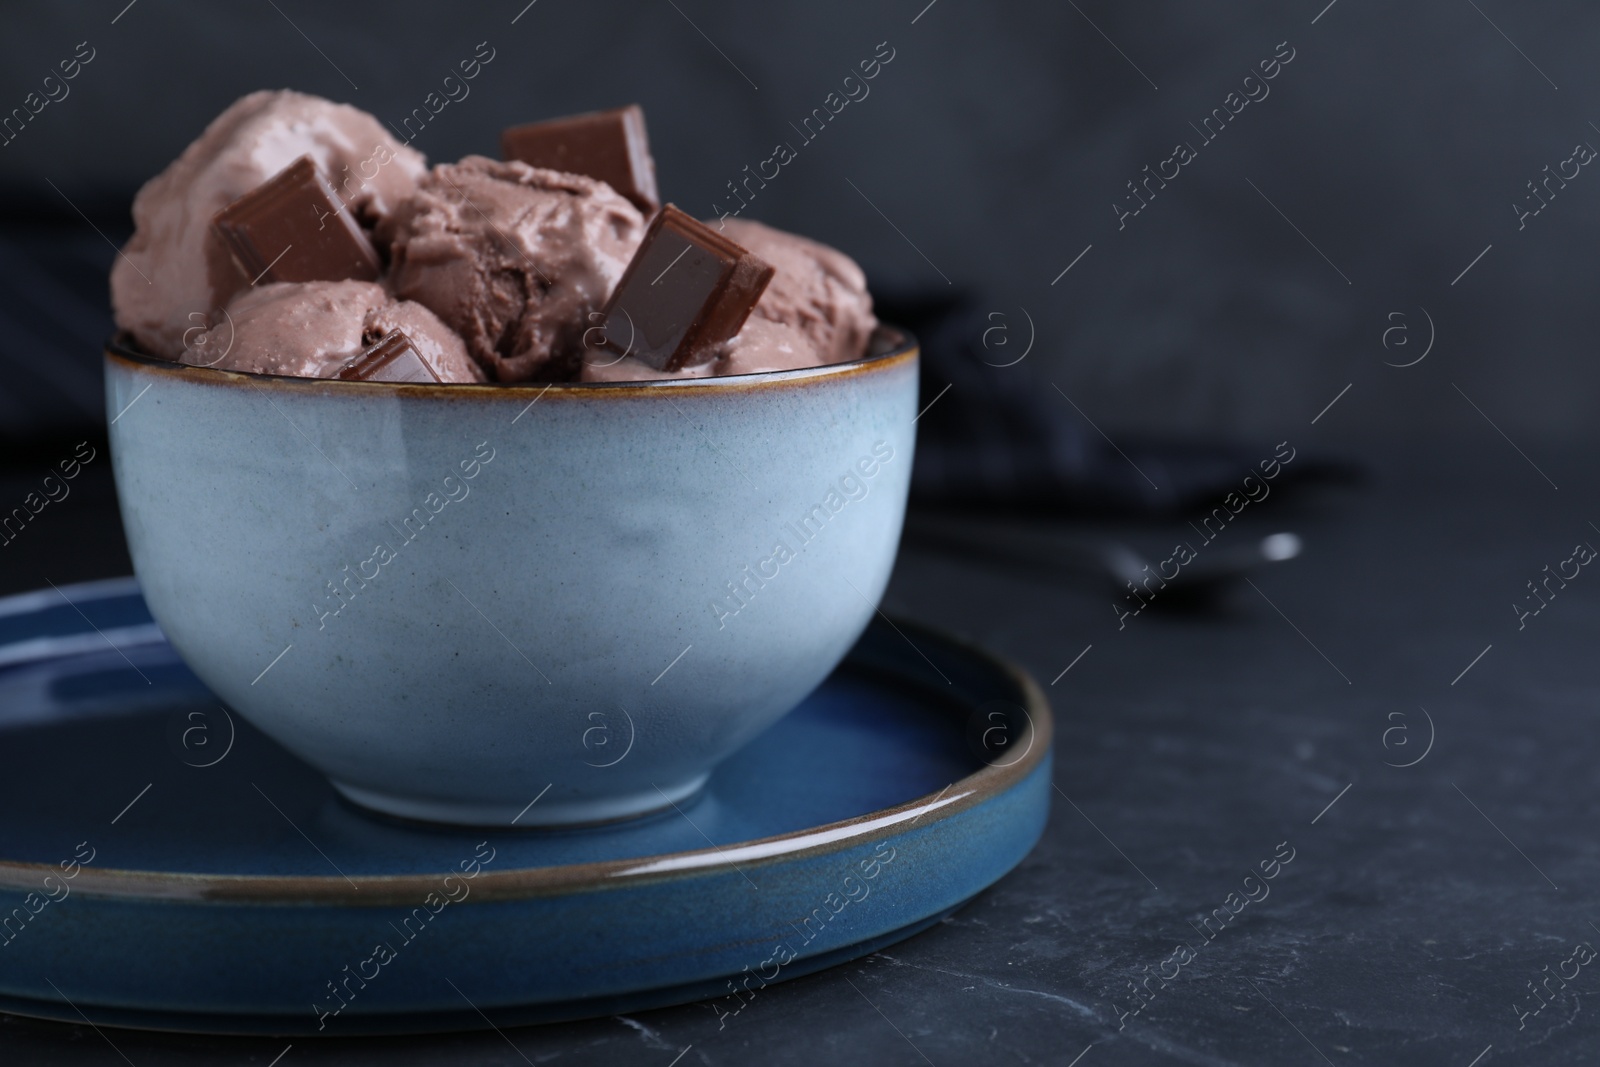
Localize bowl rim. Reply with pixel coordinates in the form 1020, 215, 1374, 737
104, 324, 917, 399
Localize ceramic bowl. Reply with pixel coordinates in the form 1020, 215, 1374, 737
103, 328, 917, 826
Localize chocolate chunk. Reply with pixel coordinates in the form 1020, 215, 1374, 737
213, 155, 381, 287
501, 105, 660, 214
595, 205, 775, 372
336, 329, 441, 383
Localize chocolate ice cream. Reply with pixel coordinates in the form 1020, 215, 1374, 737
186, 280, 482, 382
387, 157, 644, 382
112, 93, 883, 387
717, 218, 877, 365
112, 90, 426, 358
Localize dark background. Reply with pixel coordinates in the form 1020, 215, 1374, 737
3, 0, 1598, 449
5, 3, 1600, 1066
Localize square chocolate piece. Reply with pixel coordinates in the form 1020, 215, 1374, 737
595, 204, 775, 371
336, 330, 440, 383
213, 155, 381, 287
501, 105, 660, 214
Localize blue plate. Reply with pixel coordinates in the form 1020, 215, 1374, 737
0, 580, 1051, 1035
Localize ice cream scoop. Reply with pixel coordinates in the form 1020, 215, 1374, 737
716, 218, 877, 366
187, 279, 482, 383
387, 156, 644, 382
111, 90, 426, 359
581, 317, 823, 382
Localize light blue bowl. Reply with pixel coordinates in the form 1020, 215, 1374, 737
104, 329, 917, 826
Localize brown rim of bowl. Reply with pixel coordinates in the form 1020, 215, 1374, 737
0, 617, 1050, 905
104, 324, 918, 400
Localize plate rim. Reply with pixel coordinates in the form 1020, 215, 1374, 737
0, 606, 1052, 907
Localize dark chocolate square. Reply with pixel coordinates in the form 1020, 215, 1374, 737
596, 204, 774, 371
213, 155, 381, 288
336, 330, 440, 383
501, 105, 660, 214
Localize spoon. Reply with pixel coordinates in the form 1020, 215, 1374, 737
904, 516, 1302, 598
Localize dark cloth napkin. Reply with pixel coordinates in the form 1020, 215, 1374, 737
0, 212, 119, 445
871, 284, 1361, 516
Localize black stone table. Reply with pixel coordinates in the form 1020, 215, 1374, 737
1, 438, 1595, 1065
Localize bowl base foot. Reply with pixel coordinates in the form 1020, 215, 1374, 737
330, 773, 711, 828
